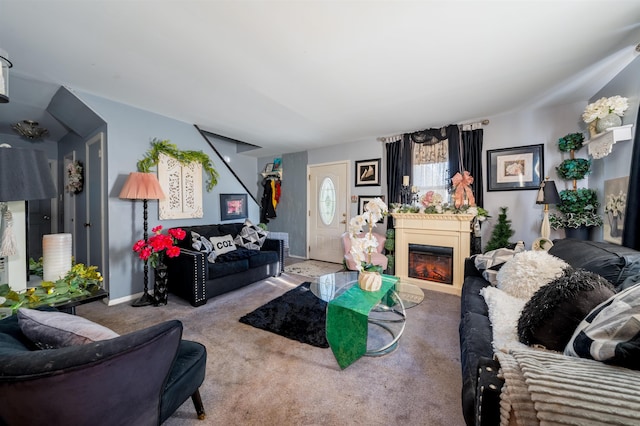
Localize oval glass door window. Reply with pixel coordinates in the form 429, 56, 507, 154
319, 177, 336, 225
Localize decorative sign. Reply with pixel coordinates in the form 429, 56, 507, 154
158, 153, 203, 219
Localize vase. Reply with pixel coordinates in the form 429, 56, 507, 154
358, 271, 382, 292
153, 261, 169, 306
565, 226, 590, 241
596, 113, 622, 133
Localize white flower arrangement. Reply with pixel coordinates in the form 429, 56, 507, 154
65, 160, 83, 194
582, 95, 629, 123
348, 197, 388, 272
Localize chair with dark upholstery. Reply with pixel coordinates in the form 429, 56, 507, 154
0, 314, 206, 425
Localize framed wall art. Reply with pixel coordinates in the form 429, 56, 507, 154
486, 144, 543, 191
158, 153, 204, 219
220, 193, 248, 221
603, 176, 628, 245
355, 158, 381, 186
358, 195, 385, 223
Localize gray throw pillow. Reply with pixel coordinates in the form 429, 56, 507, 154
18, 308, 119, 349
234, 219, 268, 250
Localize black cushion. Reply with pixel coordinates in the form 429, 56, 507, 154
549, 239, 640, 288
248, 250, 278, 268
517, 269, 615, 351
208, 259, 249, 279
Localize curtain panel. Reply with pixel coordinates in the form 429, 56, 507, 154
461, 128, 484, 207
622, 106, 640, 250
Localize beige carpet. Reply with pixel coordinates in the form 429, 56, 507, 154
284, 260, 344, 278
77, 273, 465, 426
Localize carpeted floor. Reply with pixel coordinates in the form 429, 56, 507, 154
77, 272, 465, 426
284, 260, 344, 278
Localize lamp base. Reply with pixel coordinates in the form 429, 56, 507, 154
131, 291, 154, 307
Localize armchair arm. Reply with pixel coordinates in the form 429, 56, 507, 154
166, 249, 207, 307
0, 321, 183, 426
262, 238, 284, 273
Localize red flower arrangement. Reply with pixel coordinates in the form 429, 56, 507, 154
132, 225, 186, 268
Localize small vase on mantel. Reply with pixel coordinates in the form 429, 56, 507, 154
358, 270, 382, 292
596, 113, 622, 133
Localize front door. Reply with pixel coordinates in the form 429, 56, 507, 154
308, 161, 348, 263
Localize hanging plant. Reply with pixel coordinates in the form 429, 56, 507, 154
137, 139, 219, 191
557, 132, 584, 152
65, 160, 83, 194
556, 158, 591, 180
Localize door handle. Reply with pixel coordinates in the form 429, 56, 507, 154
84, 222, 91, 228
340, 220, 346, 224
43, 215, 51, 220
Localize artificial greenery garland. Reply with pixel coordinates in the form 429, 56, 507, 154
137, 139, 219, 191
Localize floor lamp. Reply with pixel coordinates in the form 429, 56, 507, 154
0, 145, 57, 289
536, 178, 561, 239
119, 172, 165, 307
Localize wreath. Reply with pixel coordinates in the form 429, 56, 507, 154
66, 160, 83, 194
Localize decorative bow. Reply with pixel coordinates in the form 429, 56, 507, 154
451, 171, 476, 208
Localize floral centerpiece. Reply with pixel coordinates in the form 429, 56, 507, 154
0, 261, 103, 314
582, 95, 629, 135
348, 197, 388, 291
133, 225, 186, 267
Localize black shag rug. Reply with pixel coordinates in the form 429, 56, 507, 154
239, 282, 328, 348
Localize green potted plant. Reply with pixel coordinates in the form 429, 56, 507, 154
550, 132, 603, 239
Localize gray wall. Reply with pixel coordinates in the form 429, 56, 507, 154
75, 91, 260, 301
205, 133, 260, 201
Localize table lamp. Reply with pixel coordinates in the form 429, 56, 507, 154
536, 178, 561, 239
119, 172, 165, 307
0, 145, 57, 289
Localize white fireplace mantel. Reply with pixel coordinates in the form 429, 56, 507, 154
392, 213, 474, 296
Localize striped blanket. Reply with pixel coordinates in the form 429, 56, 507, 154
495, 348, 640, 425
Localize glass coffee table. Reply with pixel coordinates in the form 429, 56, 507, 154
310, 272, 424, 368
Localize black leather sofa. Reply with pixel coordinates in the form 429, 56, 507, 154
459, 239, 640, 425
0, 314, 206, 425
167, 223, 284, 307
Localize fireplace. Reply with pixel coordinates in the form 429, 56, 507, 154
391, 213, 474, 295
408, 244, 453, 285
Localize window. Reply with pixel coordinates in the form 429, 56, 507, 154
318, 177, 336, 225
412, 141, 450, 201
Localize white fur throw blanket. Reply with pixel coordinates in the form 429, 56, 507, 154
495, 348, 640, 426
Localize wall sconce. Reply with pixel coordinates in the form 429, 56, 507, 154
0, 48, 12, 104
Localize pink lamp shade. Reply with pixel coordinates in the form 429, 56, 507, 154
119, 172, 165, 200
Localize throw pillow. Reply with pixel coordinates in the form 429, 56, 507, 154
474, 245, 526, 286
234, 219, 268, 250
480, 286, 528, 353
564, 283, 640, 370
18, 308, 119, 349
517, 269, 615, 351
191, 231, 217, 263
209, 234, 237, 256
497, 250, 570, 300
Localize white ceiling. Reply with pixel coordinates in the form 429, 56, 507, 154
1, 1, 640, 157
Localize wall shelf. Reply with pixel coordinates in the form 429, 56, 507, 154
584, 124, 633, 159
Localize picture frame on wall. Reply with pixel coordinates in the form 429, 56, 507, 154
220, 193, 248, 221
358, 195, 385, 223
355, 158, 381, 186
486, 144, 543, 191
603, 176, 628, 245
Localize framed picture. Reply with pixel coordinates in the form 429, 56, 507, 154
603, 176, 628, 245
358, 195, 385, 223
220, 193, 248, 221
355, 158, 381, 186
486, 144, 543, 191
273, 158, 282, 171
264, 163, 274, 173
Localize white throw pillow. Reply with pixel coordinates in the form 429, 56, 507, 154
209, 234, 237, 256
18, 308, 119, 349
496, 250, 569, 300
480, 286, 528, 353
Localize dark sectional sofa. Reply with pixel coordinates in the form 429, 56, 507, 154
459, 238, 640, 425
166, 223, 284, 307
